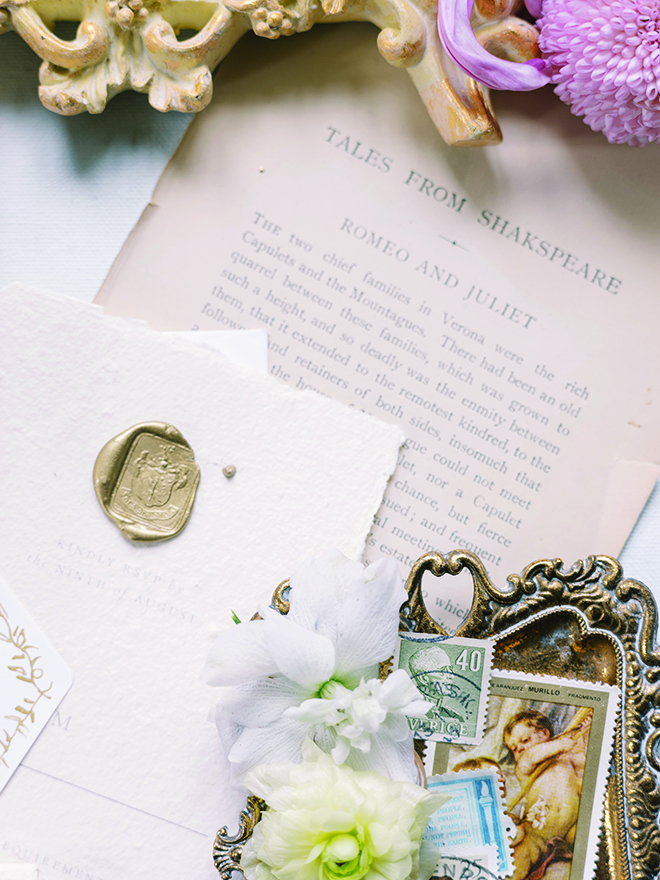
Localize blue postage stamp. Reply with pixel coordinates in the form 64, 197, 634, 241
425, 768, 514, 878
397, 634, 493, 744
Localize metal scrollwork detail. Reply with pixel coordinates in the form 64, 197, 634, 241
403, 549, 660, 880
271, 578, 290, 614
213, 796, 267, 879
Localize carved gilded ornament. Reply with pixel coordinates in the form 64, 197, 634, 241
0, 0, 539, 144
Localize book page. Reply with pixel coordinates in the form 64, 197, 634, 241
97, 23, 660, 629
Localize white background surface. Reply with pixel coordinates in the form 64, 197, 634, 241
0, 31, 190, 301
0, 25, 658, 601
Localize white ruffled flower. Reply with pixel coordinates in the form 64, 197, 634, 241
240, 739, 447, 880
288, 670, 430, 765
202, 551, 431, 786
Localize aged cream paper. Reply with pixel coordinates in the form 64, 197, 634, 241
97, 24, 660, 629
0, 284, 403, 878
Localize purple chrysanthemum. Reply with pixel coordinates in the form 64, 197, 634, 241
538, 0, 660, 146
438, 0, 660, 145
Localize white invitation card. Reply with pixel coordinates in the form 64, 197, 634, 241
0, 284, 403, 878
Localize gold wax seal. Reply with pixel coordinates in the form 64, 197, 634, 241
93, 422, 200, 543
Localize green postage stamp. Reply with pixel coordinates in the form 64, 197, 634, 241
396, 634, 493, 745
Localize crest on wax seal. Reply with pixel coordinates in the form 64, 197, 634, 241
93, 422, 200, 543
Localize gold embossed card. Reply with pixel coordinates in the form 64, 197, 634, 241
0, 574, 72, 795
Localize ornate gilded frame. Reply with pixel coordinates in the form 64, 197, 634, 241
0, 0, 539, 145
214, 549, 660, 880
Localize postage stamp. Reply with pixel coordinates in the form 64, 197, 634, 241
428, 672, 619, 880
432, 851, 500, 880
425, 768, 514, 878
396, 634, 493, 744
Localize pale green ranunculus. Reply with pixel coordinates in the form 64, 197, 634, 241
240, 740, 448, 880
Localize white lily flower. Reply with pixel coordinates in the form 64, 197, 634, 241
202, 550, 432, 786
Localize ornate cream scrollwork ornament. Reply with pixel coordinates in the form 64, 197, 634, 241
0, 0, 539, 144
